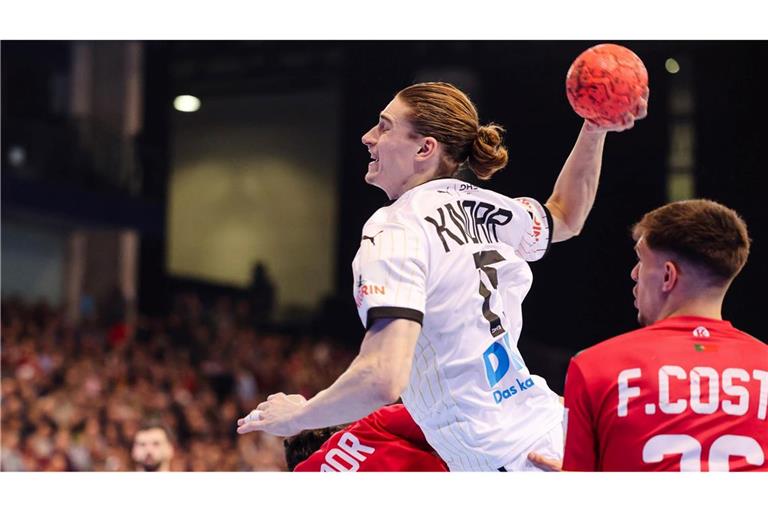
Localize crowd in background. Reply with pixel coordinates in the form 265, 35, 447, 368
1, 293, 356, 471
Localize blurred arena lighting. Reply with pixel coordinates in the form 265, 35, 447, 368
8, 145, 27, 167
173, 94, 201, 112
665, 58, 681, 74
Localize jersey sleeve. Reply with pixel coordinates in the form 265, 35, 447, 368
562, 356, 599, 471
351, 219, 428, 329
495, 197, 553, 262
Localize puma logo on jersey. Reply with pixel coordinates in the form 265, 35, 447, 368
362, 230, 383, 245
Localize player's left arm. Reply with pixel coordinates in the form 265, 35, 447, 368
546, 99, 647, 243
237, 317, 420, 437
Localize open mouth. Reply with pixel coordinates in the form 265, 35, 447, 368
367, 154, 379, 172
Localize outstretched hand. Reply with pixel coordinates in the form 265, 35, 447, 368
527, 451, 563, 471
237, 393, 307, 437
584, 88, 649, 133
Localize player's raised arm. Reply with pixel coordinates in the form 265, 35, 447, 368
546, 44, 649, 243
544, 121, 608, 243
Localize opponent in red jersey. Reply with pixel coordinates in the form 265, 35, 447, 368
286, 404, 448, 472
563, 200, 767, 471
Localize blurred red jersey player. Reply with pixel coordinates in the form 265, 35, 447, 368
286, 404, 447, 472
563, 200, 767, 472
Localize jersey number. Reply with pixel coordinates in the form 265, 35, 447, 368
473, 250, 507, 337
642, 434, 764, 471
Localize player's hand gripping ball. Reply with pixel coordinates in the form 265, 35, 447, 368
566, 44, 649, 127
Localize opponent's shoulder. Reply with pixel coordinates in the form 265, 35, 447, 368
370, 404, 409, 424
340, 406, 404, 441
726, 326, 767, 349
370, 404, 425, 444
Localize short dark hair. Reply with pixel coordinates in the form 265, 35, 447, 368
632, 199, 751, 284
136, 418, 175, 445
283, 425, 347, 471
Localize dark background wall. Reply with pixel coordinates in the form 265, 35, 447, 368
3, 41, 766, 393
167, 89, 341, 309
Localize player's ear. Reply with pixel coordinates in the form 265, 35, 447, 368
662, 261, 679, 292
415, 136, 438, 161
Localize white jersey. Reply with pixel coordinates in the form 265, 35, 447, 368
352, 178, 564, 471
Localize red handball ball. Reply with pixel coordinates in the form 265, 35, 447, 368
566, 43, 648, 127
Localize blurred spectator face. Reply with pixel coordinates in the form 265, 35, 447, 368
131, 427, 174, 471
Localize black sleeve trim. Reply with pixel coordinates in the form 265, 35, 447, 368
366, 307, 424, 329
539, 202, 554, 261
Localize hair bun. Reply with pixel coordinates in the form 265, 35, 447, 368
468, 123, 508, 180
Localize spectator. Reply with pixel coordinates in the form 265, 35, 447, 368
1, 293, 355, 471
131, 419, 175, 471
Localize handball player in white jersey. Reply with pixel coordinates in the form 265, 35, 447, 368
238, 82, 647, 471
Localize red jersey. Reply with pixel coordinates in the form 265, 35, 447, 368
563, 316, 768, 471
294, 404, 448, 472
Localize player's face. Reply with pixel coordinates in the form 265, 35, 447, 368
361, 96, 423, 199
132, 428, 173, 471
630, 237, 667, 326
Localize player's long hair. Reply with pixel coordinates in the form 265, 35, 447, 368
397, 82, 508, 181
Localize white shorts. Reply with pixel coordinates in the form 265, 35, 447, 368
498, 422, 564, 472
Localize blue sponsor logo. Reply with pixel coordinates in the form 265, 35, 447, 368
482, 333, 524, 386
493, 377, 535, 404
481, 333, 532, 403
483, 341, 510, 387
